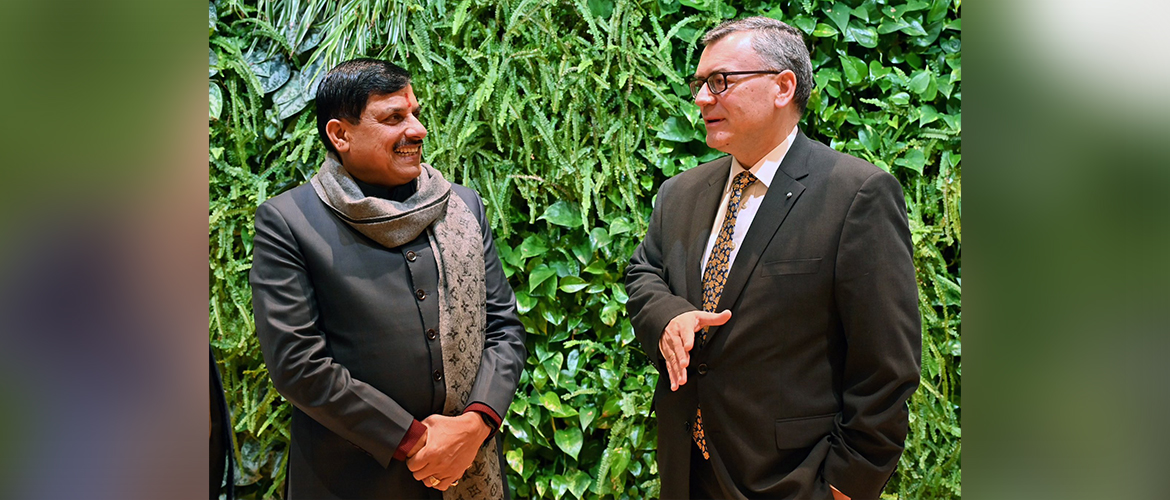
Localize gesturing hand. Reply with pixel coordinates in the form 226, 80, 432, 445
406, 413, 491, 491
659, 310, 731, 391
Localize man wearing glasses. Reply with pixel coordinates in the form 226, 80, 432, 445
626, 17, 921, 499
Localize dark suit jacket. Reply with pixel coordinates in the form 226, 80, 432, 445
250, 182, 526, 499
626, 132, 921, 500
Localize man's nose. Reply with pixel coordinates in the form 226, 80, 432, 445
406, 115, 427, 140
694, 83, 716, 106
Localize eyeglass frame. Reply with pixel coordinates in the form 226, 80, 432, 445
688, 70, 783, 99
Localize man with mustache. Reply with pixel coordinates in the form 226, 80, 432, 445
250, 58, 526, 499
626, 17, 921, 499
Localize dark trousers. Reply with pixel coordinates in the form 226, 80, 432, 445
689, 441, 734, 500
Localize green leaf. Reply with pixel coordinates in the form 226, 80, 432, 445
549, 474, 569, 500
812, 23, 839, 37
608, 217, 635, 235
506, 448, 524, 476
529, 266, 558, 293
567, 469, 592, 499
908, 70, 932, 95
589, 227, 612, 251
890, 92, 911, 105
846, 22, 879, 48
559, 276, 589, 293
540, 200, 583, 228
840, 55, 868, 85
209, 82, 223, 120
824, 2, 852, 34
894, 148, 926, 175
918, 104, 942, 126
600, 299, 621, 326
587, 0, 614, 18
792, 16, 816, 34
520, 235, 549, 259
579, 406, 598, 429
655, 116, 694, 142
609, 445, 631, 477
554, 426, 584, 460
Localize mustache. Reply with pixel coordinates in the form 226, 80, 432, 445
394, 139, 424, 149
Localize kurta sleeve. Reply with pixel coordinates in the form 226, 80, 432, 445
250, 201, 422, 467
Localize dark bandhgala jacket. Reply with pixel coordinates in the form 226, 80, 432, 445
626, 131, 922, 500
250, 181, 526, 499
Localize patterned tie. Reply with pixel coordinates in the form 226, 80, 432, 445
692, 170, 757, 459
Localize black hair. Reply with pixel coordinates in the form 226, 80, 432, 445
314, 58, 412, 154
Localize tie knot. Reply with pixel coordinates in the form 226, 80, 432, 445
733, 170, 758, 190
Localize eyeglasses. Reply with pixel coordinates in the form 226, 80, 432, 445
688, 70, 782, 98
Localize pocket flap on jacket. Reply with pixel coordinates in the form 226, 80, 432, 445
761, 258, 822, 276
774, 413, 837, 449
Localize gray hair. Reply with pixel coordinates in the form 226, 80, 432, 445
701, 17, 813, 115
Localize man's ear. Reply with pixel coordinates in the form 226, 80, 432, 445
325, 119, 350, 153
774, 70, 797, 109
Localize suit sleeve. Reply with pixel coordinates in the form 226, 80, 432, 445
462, 191, 527, 424
249, 202, 423, 468
625, 179, 700, 371
823, 171, 923, 499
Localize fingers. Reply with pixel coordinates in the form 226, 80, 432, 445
693, 309, 732, 328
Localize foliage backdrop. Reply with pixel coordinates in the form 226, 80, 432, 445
209, 0, 961, 498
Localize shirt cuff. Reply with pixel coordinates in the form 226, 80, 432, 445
392, 420, 427, 462
463, 402, 502, 439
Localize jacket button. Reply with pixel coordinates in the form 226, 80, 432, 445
415, 289, 426, 300
433, 370, 443, 381
697, 363, 708, 375
406, 250, 417, 262
426, 328, 438, 341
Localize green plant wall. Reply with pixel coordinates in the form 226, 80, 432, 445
209, 0, 960, 498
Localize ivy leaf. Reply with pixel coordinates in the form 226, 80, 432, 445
608, 217, 635, 235
846, 21, 879, 48
579, 406, 598, 430
506, 448, 524, 476
567, 469, 592, 499
812, 23, 839, 37
890, 92, 911, 105
792, 16, 816, 34
908, 70, 932, 95
520, 235, 549, 259
529, 266, 557, 293
824, 2, 852, 34
554, 427, 584, 460
540, 200, 583, 228
550, 474, 570, 500
559, 276, 589, 293
209, 82, 223, 121
894, 148, 926, 175
654, 116, 694, 142
919, 104, 942, 126
589, 227, 612, 252
840, 55, 868, 85
600, 299, 621, 326
609, 445, 631, 477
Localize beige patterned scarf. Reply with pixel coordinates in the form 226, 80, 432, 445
310, 154, 502, 500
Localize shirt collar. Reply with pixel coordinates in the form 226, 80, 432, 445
727, 125, 799, 191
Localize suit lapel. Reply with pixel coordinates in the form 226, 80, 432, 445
685, 158, 731, 307
710, 132, 814, 332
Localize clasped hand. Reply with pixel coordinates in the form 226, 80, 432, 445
659, 310, 731, 391
406, 413, 491, 491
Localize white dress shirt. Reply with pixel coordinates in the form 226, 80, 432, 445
700, 126, 799, 278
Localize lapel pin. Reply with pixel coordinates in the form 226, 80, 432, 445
786, 192, 792, 198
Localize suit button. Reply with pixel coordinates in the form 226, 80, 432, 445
697, 364, 708, 375
415, 289, 426, 300
427, 328, 438, 341
406, 250, 417, 262
433, 370, 443, 381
